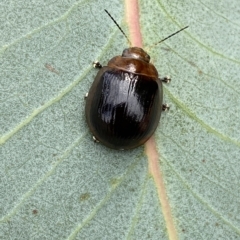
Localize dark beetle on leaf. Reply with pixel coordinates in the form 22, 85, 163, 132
85, 47, 163, 150
85, 10, 188, 150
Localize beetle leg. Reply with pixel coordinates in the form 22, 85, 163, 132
93, 136, 99, 143
93, 61, 102, 69
159, 76, 171, 83
162, 104, 170, 111
84, 92, 88, 99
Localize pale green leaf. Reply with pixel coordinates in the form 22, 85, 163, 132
0, 0, 239, 239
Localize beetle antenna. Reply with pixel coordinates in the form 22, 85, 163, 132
147, 26, 189, 50
104, 9, 132, 46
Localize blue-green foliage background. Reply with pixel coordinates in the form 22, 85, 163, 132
0, 0, 240, 239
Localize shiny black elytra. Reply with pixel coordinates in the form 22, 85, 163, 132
85, 47, 163, 150
85, 10, 188, 150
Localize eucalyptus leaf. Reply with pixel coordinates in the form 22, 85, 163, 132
0, 0, 239, 239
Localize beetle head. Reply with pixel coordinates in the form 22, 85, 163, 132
122, 47, 150, 63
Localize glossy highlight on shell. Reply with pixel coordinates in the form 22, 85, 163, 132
85, 48, 163, 150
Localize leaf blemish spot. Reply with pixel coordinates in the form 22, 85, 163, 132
80, 193, 90, 201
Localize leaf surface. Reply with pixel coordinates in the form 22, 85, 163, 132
0, 0, 240, 239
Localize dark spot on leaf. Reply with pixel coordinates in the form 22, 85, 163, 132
80, 193, 90, 201
187, 60, 203, 75
188, 60, 197, 67
161, 47, 171, 52
45, 63, 59, 75
32, 209, 38, 215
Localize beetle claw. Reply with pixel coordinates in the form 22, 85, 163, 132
93, 61, 102, 69
93, 136, 99, 143
162, 104, 170, 111
159, 76, 171, 83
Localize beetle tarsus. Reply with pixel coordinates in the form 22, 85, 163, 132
84, 92, 88, 99
93, 61, 102, 69
93, 136, 99, 143
159, 76, 171, 83
162, 104, 170, 111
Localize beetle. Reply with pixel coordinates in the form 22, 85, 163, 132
85, 10, 188, 150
